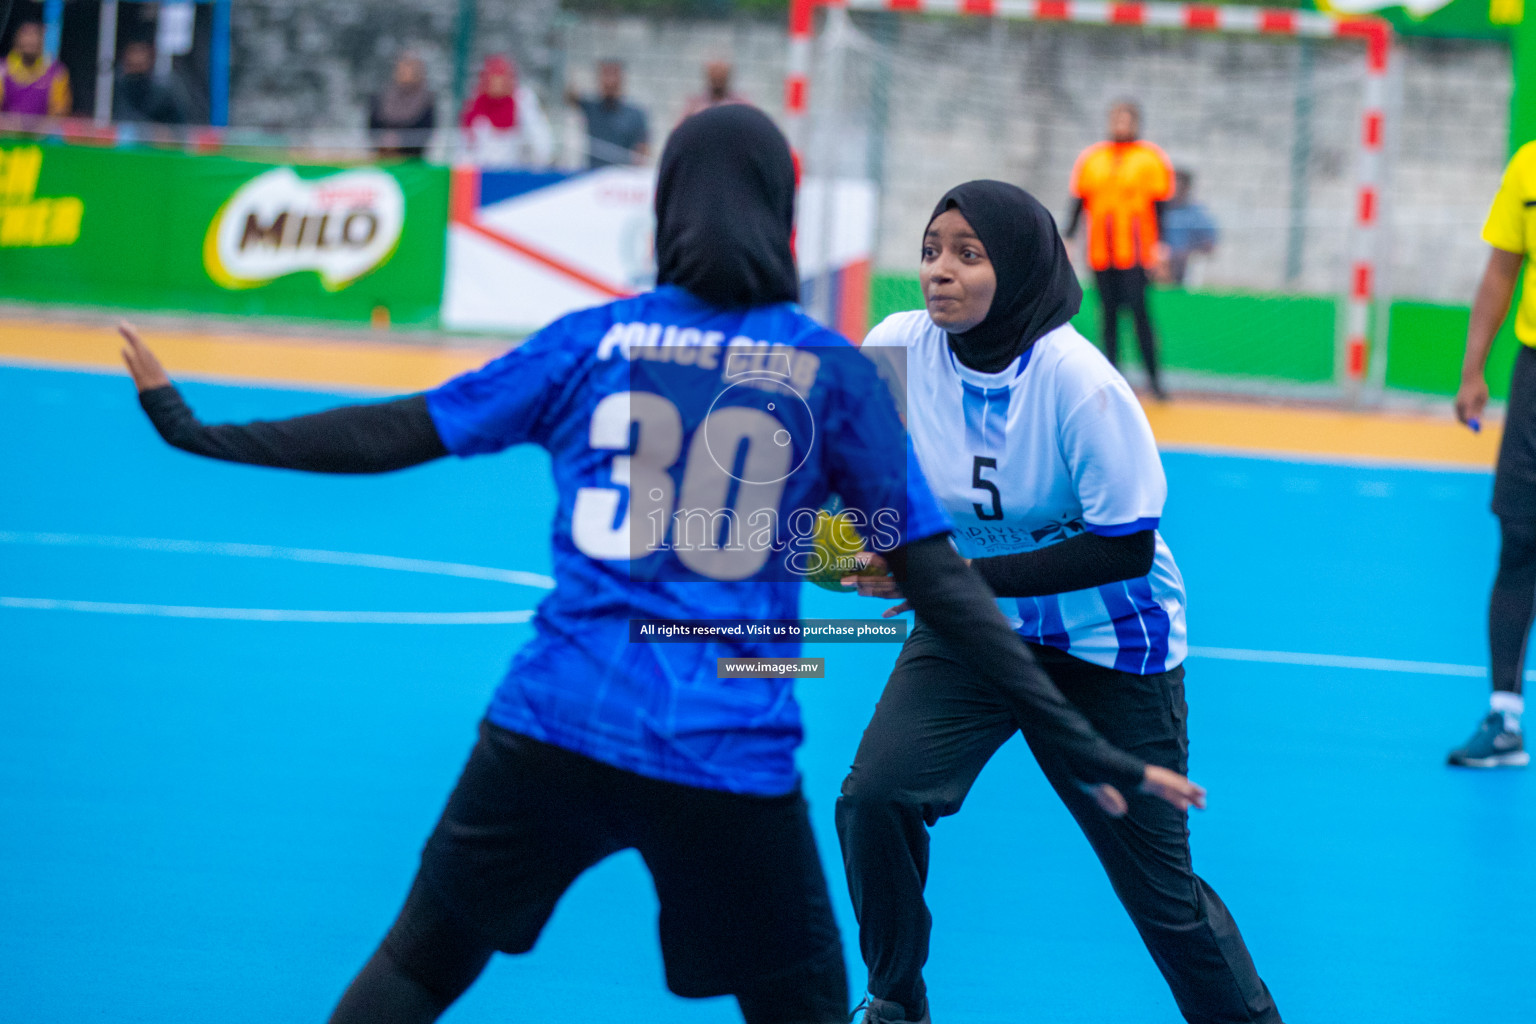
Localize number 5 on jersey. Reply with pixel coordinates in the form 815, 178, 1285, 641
972, 455, 1003, 521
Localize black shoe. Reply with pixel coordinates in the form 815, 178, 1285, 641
1447, 712, 1530, 768
853, 997, 931, 1024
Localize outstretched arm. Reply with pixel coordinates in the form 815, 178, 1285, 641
121, 324, 448, 474
886, 534, 1205, 814
1456, 247, 1523, 427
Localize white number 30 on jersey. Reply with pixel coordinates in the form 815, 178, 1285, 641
570, 391, 793, 581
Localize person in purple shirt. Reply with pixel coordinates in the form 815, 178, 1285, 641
0, 22, 72, 117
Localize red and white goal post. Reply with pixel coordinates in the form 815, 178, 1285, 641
785, 0, 1392, 399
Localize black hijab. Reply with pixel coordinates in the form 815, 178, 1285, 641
655, 105, 799, 308
928, 180, 1082, 373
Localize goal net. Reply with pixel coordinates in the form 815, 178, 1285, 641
789, 0, 1392, 401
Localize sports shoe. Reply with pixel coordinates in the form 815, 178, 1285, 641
1447, 712, 1530, 768
852, 997, 931, 1024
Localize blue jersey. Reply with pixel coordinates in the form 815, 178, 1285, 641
425, 286, 950, 795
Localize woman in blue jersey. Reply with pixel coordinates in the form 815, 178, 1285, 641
837, 181, 1279, 1024
116, 115, 1200, 1024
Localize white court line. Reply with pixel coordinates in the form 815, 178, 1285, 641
0, 598, 1523, 664
0, 533, 1511, 663
0, 531, 548, 625
0, 587, 1511, 665
0, 597, 534, 625
1188, 645, 1534, 682
0, 532, 556, 590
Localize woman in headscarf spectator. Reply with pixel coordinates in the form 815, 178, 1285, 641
459, 55, 553, 169
369, 53, 436, 160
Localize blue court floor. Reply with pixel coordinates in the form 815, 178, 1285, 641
3, 363, 1534, 1023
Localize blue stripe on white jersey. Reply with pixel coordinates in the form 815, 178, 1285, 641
1098, 576, 1173, 675
961, 381, 1011, 451
956, 345, 1029, 452
1016, 592, 1071, 650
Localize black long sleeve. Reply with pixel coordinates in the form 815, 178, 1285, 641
887, 535, 1146, 792
972, 530, 1155, 599
137, 385, 448, 474
1064, 197, 1084, 239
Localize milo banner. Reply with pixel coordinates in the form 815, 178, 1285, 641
0, 142, 449, 325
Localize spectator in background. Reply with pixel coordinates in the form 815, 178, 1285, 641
113, 41, 187, 125
1158, 169, 1218, 287
1065, 100, 1174, 400
460, 55, 553, 169
369, 53, 436, 160
0, 21, 73, 117
564, 59, 649, 169
680, 59, 745, 119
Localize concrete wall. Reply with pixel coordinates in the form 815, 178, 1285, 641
227, 3, 1509, 303
229, 0, 563, 134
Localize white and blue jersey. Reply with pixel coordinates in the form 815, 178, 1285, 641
425, 286, 950, 796
865, 311, 1187, 675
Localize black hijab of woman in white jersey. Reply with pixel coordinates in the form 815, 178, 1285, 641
929, 180, 1083, 373
654, 104, 800, 309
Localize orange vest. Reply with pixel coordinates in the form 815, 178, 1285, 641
1070, 140, 1174, 272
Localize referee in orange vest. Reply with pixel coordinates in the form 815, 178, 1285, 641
1066, 100, 1175, 400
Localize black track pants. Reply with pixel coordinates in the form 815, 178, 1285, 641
1095, 265, 1162, 390
836, 624, 1280, 1023
1490, 517, 1536, 695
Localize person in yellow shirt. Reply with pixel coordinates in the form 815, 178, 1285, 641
1066, 100, 1174, 400
0, 21, 73, 118
1449, 141, 1536, 768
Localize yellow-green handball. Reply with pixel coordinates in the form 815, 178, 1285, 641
806, 509, 884, 592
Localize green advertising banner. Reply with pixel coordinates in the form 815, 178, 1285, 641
1308, 0, 1511, 39
0, 142, 450, 326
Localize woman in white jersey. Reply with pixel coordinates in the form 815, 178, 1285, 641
837, 181, 1281, 1024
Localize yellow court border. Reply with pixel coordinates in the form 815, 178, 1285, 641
1142, 399, 1499, 470
0, 318, 503, 394
0, 317, 1502, 469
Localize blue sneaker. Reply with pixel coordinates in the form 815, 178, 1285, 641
1447, 712, 1530, 768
